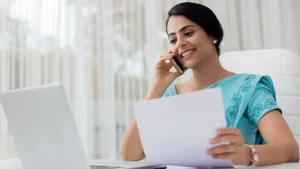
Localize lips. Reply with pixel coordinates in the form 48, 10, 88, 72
180, 49, 195, 59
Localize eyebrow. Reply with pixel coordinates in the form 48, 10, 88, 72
168, 25, 196, 37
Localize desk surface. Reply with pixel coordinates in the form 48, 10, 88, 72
0, 159, 299, 169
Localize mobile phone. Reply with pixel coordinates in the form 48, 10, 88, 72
171, 56, 184, 74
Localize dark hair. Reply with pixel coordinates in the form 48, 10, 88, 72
166, 2, 224, 56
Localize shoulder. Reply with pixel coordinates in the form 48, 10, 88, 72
162, 80, 192, 97
242, 74, 277, 98
218, 73, 259, 93
239, 73, 279, 113
228, 74, 274, 89
240, 74, 276, 96
252, 75, 277, 101
221, 73, 277, 106
246, 74, 281, 125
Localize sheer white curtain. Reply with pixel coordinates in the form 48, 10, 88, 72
0, 0, 148, 160
0, 0, 81, 158
0, 0, 299, 160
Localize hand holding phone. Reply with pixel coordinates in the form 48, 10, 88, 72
151, 51, 186, 88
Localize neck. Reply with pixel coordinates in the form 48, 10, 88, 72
192, 55, 233, 90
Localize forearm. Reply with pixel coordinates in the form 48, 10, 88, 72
120, 118, 145, 161
144, 83, 167, 100
120, 84, 166, 161
254, 140, 299, 166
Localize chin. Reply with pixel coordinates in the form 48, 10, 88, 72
185, 55, 212, 69
184, 61, 201, 69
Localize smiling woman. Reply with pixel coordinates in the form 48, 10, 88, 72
120, 2, 299, 167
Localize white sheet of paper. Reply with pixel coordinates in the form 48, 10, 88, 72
134, 87, 234, 168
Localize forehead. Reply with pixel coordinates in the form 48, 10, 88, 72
167, 15, 197, 33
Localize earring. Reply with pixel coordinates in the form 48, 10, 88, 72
213, 40, 217, 44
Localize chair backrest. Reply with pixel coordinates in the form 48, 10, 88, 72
219, 49, 300, 146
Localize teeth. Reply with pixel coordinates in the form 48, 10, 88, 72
182, 50, 194, 57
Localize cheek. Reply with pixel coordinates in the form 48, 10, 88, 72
195, 38, 215, 53
188, 34, 215, 56
195, 41, 213, 54
190, 35, 210, 49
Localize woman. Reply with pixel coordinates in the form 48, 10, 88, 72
120, 2, 299, 166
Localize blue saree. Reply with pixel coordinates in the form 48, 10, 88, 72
162, 74, 282, 145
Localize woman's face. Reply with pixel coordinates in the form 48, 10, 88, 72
167, 15, 216, 69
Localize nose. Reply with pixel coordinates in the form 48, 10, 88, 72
176, 38, 187, 50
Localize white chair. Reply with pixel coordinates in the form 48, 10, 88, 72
219, 48, 300, 147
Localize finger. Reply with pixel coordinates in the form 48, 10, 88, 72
165, 61, 174, 70
156, 61, 172, 70
207, 144, 236, 155
217, 127, 241, 136
160, 51, 174, 58
210, 135, 240, 145
159, 54, 174, 63
212, 153, 242, 165
211, 152, 235, 160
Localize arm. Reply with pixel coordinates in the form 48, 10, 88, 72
207, 79, 299, 166
120, 50, 183, 161
252, 110, 299, 165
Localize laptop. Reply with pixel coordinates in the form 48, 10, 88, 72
0, 83, 166, 169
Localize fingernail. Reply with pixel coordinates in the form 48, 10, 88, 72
217, 130, 222, 135
207, 150, 211, 155
210, 139, 215, 144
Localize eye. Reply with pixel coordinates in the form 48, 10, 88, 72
184, 31, 193, 36
170, 39, 177, 44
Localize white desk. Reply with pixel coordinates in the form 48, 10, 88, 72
0, 159, 299, 169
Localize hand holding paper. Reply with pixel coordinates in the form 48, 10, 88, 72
134, 88, 234, 168
208, 128, 250, 166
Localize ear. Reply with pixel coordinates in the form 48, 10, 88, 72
208, 36, 216, 44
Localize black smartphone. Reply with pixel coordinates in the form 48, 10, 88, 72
171, 56, 184, 74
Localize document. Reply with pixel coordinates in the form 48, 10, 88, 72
134, 88, 234, 168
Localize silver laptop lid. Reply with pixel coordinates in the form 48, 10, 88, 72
0, 83, 90, 169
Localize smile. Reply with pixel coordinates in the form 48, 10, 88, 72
181, 50, 195, 58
